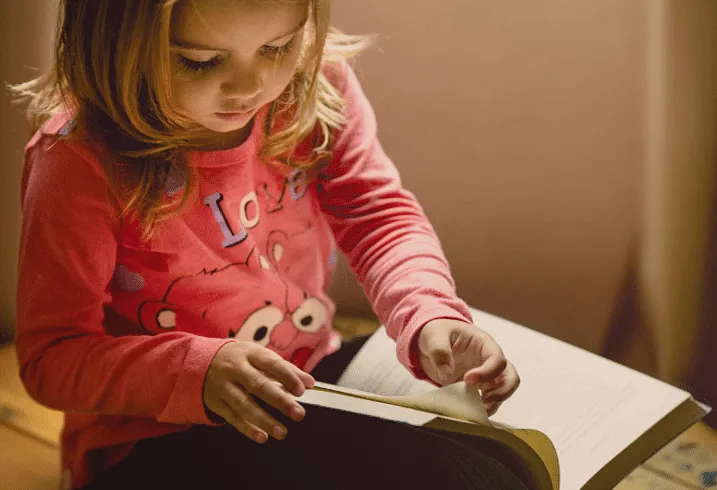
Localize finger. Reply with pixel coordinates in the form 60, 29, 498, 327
251, 350, 313, 396
484, 401, 503, 417
476, 379, 500, 391
212, 399, 269, 444
420, 328, 455, 380
223, 383, 289, 441
464, 348, 507, 385
451, 330, 476, 352
235, 363, 307, 422
295, 367, 316, 389
482, 364, 521, 403
258, 371, 293, 394
260, 366, 314, 386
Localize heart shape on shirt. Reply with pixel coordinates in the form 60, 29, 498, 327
114, 264, 146, 292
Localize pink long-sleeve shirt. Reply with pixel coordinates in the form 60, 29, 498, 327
15, 62, 472, 488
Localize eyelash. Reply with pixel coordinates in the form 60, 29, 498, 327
261, 37, 297, 59
177, 56, 222, 73
177, 37, 298, 74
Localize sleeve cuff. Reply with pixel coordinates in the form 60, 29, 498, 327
157, 337, 236, 426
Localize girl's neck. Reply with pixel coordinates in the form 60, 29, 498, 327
194, 118, 256, 152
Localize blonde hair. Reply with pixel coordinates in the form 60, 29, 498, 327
8, 0, 372, 239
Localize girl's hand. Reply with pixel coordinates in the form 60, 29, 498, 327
417, 319, 520, 416
203, 341, 315, 443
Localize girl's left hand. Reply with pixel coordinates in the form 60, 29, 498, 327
417, 319, 520, 416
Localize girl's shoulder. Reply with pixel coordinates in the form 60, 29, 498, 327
321, 58, 357, 98
320, 58, 368, 117
26, 110, 114, 166
25, 111, 76, 150
23, 111, 118, 195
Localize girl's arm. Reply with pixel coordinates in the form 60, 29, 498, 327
15, 135, 231, 425
318, 63, 474, 377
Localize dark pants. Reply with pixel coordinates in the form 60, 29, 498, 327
82, 337, 529, 490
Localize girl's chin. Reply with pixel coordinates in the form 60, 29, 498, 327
195, 118, 256, 150
205, 118, 252, 133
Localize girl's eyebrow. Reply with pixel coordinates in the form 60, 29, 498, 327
171, 19, 307, 51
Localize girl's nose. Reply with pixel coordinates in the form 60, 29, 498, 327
221, 67, 263, 101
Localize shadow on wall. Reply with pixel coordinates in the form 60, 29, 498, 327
688, 169, 717, 427
0, 0, 57, 342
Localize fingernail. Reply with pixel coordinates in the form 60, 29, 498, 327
254, 431, 268, 444
273, 426, 287, 440
440, 366, 453, 379
290, 405, 305, 421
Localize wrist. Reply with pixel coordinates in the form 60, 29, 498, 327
409, 325, 429, 380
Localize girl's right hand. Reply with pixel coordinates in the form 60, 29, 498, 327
203, 341, 315, 443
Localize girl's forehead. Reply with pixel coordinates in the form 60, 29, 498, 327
172, 0, 309, 49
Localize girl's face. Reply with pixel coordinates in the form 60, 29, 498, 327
170, 0, 308, 140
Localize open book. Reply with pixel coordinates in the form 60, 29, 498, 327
299, 324, 560, 490
297, 308, 710, 490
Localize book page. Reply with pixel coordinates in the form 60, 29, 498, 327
297, 385, 437, 426
314, 380, 489, 425
337, 327, 435, 396
336, 327, 489, 423
467, 308, 698, 490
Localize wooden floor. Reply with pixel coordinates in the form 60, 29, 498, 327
1, 331, 716, 490
0, 425, 60, 490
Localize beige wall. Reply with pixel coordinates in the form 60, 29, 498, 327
0, 1, 57, 340
330, 0, 646, 353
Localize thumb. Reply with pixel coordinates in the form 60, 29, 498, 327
421, 327, 455, 380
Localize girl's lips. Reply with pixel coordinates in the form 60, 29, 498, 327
215, 108, 256, 121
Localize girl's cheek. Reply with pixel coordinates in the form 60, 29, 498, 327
173, 77, 215, 102
275, 57, 302, 87
170, 85, 205, 118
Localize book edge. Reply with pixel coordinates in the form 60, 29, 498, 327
426, 417, 560, 490
581, 397, 708, 490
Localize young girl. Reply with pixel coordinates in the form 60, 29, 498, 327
11, 0, 522, 488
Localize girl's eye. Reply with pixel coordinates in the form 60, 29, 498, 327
176, 55, 222, 73
260, 37, 297, 60
175, 35, 297, 72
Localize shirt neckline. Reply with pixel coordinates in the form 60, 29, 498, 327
188, 106, 267, 168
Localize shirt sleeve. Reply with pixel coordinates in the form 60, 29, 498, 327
318, 63, 474, 377
15, 134, 232, 425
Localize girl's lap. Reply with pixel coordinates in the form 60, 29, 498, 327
84, 404, 528, 490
